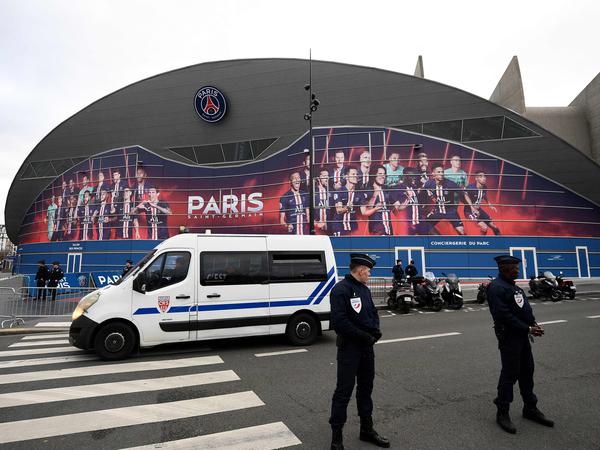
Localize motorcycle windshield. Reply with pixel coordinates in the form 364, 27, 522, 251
424, 272, 436, 282
543, 271, 556, 280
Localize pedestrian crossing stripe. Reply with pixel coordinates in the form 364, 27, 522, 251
123, 421, 301, 450
9, 339, 70, 348
0, 355, 223, 385
0, 346, 82, 358
0, 370, 240, 408
0, 354, 97, 370
0, 391, 264, 444
21, 333, 70, 340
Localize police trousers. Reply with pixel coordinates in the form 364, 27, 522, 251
495, 333, 537, 412
329, 340, 375, 429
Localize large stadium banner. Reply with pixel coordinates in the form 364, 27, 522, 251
19, 126, 600, 243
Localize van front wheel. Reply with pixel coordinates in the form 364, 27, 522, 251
94, 322, 136, 360
286, 313, 318, 346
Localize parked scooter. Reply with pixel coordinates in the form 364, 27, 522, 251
556, 271, 576, 299
386, 278, 414, 314
440, 273, 463, 309
412, 272, 443, 312
529, 271, 562, 301
476, 276, 493, 304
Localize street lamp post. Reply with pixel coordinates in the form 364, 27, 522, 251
303, 50, 320, 234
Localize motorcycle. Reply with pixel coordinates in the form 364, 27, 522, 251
529, 271, 562, 301
440, 272, 463, 309
412, 272, 443, 312
386, 278, 414, 314
476, 276, 493, 304
556, 271, 576, 299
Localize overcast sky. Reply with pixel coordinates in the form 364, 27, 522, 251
1, 0, 599, 225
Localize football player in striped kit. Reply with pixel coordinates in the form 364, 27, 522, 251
78, 190, 95, 241
279, 171, 309, 235
464, 171, 501, 235
396, 167, 424, 235
114, 187, 139, 239
362, 166, 398, 236
138, 185, 172, 240
331, 167, 368, 236
94, 188, 113, 240
314, 168, 332, 232
65, 195, 79, 241
330, 150, 348, 190
423, 165, 465, 235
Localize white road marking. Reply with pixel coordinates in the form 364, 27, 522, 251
0, 370, 240, 408
255, 349, 307, 358
0, 355, 223, 385
537, 320, 568, 325
377, 332, 461, 345
0, 354, 97, 370
123, 421, 301, 450
380, 314, 394, 318
0, 391, 264, 444
35, 322, 71, 327
9, 339, 70, 348
588, 297, 600, 300
586, 315, 600, 319
21, 334, 70, 340
0, 346, 82, 358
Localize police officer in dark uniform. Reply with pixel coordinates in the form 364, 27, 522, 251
392, 259, 404, 282
122, 259, 134, 277
47, 261, 64, 301
329, 254, 390, 449
488, 254, 554, 434
34, 260, 49, 301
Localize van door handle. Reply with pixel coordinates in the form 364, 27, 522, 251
206, 293, 221, 298
176, 295, 190, 299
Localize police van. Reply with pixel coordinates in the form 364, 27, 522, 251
69, 233, 337, 359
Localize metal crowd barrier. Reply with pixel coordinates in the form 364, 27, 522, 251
0, 287, 96, 328
366, 278, 393, 303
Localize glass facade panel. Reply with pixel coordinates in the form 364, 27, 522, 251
193, 144, 225, 164
423, 120, 462, 141
462, 116, 504, 142
222, 141, 253, 162
503, 117, 539, 139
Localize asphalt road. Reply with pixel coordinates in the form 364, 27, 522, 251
0, 294, 598, 449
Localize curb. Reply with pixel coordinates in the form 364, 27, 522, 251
0, 327, 70, 336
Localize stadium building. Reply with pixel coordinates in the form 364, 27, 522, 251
5, 57, 600, 284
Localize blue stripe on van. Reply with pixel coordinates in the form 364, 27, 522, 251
132, 267, 336, 315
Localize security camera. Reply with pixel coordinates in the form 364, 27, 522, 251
312, 98, 320, 106
304, 84, 311, 91
304, 113, 312, 120
310, 105, 318, 112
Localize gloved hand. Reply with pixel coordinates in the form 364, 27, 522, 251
358, 330, 377, 346
371, 330, 382, 342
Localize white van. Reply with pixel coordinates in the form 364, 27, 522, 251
69, 234, 337, 360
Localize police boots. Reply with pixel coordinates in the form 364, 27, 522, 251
330, 427, 344, 450
496, 411, 517, 434
523, 406, 554, 427
359, 417, 390, 448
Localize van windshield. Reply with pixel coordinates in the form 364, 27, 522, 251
114, 250, 157, 286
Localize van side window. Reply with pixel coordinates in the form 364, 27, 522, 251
269, 251, 327, 283
201, 252, 267, 285
144, 251, 191, 292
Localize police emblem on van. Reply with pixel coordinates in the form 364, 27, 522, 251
158, 296, 170, 313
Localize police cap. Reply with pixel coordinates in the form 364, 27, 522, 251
126, 259, 133, 264
38, 260, 45, 264
494, 254, 521, 266
52, 261, 60, 266
350, 253, 376, 269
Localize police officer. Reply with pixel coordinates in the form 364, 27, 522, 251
47, 261, 64, 301
34, 260, 49, 301
405, 260, 418, 279
487, 255, 554, 434
329, 253, 390, 449
122, 259, 134, 277
391, 259, 404, 282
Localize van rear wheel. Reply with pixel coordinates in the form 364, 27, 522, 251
286, 313, 318, 346
94, 322, 136, 360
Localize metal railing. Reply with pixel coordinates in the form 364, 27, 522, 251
0, 286, 95, 328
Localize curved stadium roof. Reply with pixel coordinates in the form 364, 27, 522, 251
6, 58, 600, 242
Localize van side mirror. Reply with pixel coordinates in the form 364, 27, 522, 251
133, 272, 147, 293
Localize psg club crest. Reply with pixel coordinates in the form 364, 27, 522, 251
158, 296, 170, 313
194, 86, 227, 123
351, 297, 362, 314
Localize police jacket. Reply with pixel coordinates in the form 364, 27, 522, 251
330, 274, 381, 345
488, 274, 535, 335
49, 268, 64, 284
392, 265, 404, 280
35, 266, 49, 282
405, 265, 417, 277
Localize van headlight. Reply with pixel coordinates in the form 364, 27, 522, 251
72, 291, 101, 321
